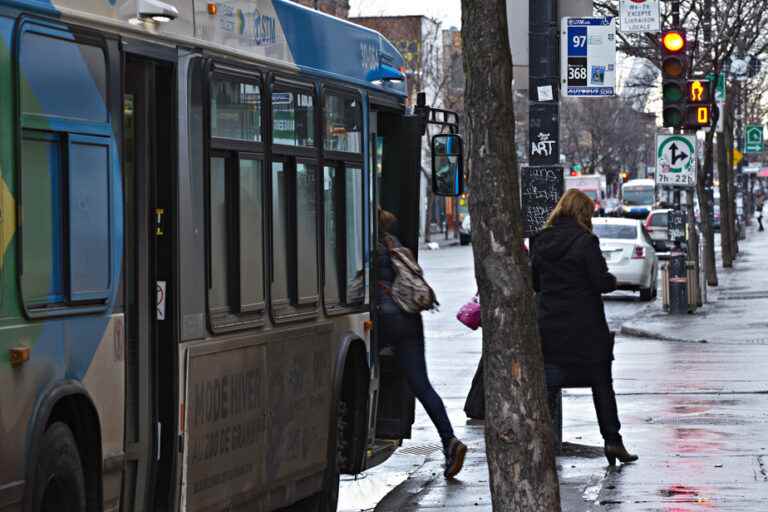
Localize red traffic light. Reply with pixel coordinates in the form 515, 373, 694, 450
662, 30, 686, 53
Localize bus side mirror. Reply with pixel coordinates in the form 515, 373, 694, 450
431, 134, 464, 197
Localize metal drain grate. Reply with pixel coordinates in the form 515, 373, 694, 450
398, 442, 443, 456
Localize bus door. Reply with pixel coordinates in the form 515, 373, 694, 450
123, 51, 178, 512
371, 108, 421, 440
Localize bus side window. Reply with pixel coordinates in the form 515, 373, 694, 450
296, 162, 319, 305
322, 164, 365, 311
269, 159, 320, 317
321, 90, 366, 313
323, 166, 342, 306
17, 25, 114, 312
206, 74, 267, 329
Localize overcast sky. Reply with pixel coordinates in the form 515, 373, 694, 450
348, 0, 462, 29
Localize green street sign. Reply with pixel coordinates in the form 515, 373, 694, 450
745, 125, 764, 153
705, 72, 726, 102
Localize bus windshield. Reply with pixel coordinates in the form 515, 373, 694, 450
583, 189, 598, 201
623, 187, 654, 206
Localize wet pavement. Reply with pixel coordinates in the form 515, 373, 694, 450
340, 232, 768, 511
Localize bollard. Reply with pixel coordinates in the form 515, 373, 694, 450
669, 247, 688, 315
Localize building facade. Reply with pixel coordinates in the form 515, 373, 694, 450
291, 0, 350, 18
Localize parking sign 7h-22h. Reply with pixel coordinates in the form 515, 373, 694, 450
561, 17, 617, 97
657, 134, 697, 187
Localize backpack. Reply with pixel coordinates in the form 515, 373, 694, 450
383, 236, 439, 313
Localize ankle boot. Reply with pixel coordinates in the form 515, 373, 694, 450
443, 438, 467, 478
604, 440, 638, 465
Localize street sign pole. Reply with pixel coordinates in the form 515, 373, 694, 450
529, 0, 564, 448
528, 0, 560, 167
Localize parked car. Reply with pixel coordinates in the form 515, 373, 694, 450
460, 214, 471, 245
645, 209, 671, 253
593, 218, 659, 301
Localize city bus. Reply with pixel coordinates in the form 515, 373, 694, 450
621, 178, 657, 219
0, 1, 463, 511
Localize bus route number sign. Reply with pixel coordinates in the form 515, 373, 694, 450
561, 17, 617, 97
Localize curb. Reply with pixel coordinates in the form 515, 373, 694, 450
372, 452, 444, 511
620, 324, 708, 344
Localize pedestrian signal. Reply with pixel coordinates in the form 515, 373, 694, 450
688, 80, 711, 103
661, 30, 688, 128
686, 79, 712, 129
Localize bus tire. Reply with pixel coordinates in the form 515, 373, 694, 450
314, 398, 342, 512
33, 422, 87, 512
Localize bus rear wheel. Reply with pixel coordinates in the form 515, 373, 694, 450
33, 422, 87, 512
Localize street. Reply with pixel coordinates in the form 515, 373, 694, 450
339, 235, 768, 511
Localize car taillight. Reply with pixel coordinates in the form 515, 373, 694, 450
632, 246, 646, 259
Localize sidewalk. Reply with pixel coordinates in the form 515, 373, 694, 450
622, 228, 768, 344
374, 229, 768, 511
419, 235, 461, 250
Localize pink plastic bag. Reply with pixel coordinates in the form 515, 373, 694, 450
457, 296, 481, 330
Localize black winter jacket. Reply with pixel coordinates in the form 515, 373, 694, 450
531, 217, 617, 365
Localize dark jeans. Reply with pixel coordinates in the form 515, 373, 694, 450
382, 312, 455, 448
544, 363, 621, 443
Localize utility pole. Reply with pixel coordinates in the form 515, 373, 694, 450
528, 0, 563, 439
528, 0, 560, 168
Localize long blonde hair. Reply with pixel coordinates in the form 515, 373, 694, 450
545, 189, 594, 231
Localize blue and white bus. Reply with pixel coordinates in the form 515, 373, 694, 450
0, 1, 463, 511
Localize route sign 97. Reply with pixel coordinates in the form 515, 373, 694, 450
656, 134, 697, 187
561, 17, 616, 97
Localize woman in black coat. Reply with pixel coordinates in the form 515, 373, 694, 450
531, 189, 638, 465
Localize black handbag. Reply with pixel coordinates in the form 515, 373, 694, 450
464, 357, 485, 420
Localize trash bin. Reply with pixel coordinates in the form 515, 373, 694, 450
669, 250, 688, 315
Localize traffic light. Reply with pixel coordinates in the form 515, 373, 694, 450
661, 29, 688, 128
686, 79, 712, 129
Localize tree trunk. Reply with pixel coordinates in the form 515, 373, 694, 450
462, 1, 561, 510
718, 95, 734, 268
698, 129, 718, 286
717, 132, 732, 267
